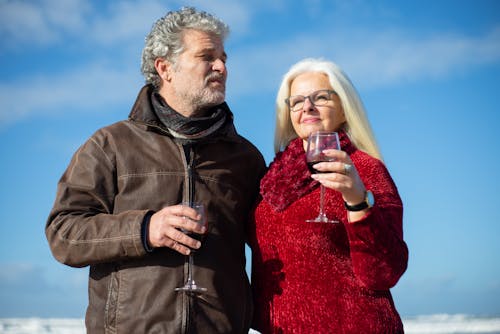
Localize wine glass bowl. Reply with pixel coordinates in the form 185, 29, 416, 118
305, 131, 340, 223
175, 202, 208, 293
183, 202, 208, 245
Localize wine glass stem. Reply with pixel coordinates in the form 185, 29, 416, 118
319, 184, 326, 218
187, 254, 194, 284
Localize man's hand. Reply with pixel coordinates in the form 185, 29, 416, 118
148, 204, 206, 255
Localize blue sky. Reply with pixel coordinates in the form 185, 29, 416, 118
1, 0, 499, 318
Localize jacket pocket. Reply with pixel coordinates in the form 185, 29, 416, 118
104, 270, 119, 333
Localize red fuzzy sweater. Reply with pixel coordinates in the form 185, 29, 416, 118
249, 132, 408, 334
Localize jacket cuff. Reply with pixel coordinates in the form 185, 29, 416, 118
141, 211, 155, 253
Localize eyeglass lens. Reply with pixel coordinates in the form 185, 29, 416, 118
287, 90, 334, 111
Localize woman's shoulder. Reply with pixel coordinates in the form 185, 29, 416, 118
351, 149, 386, 171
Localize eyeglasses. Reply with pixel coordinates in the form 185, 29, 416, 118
285, 89, 337, 112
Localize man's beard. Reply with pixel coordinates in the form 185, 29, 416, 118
188, 74, 226, 112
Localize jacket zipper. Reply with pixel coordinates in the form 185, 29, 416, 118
181, 143, 194, 334
185, 144, 194, 205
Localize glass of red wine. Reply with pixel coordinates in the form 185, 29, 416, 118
175, 202, 209, 293
306, 131, 340, 223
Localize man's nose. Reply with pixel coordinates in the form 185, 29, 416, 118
212, 58, 226, 73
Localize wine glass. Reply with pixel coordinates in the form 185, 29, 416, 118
305, 131, 340, 223
175, 202, 208, 293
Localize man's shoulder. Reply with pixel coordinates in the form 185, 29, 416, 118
92, 119, 139, 138
84, 119, 143, 151
234, 133, 263, 155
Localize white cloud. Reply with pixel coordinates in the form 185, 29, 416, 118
0, 0, 91, 47
0, 1, 56, 45
0, 63, 142, 126
1, 1, 499, 128
42, 0, 91, 32
0, 0, 264, 48
0, 0, 174, 48
2, 25, 499, 127
0, 263, 37, 283
89, 0, 168, 45
0, 262, 88, 317
228, 25, 500, 96
187, 1, 253, 36
182, 0, 287, 36
335, 26, 500, 87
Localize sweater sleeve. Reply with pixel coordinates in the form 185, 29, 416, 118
344, 154, 408, 290
45, 133, 148, 268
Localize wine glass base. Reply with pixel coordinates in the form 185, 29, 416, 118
306, 216, 339, 223
175, 283, 207, 294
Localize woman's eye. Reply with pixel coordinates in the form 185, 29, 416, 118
314, 94, 328, 102
290, 98, 303, 107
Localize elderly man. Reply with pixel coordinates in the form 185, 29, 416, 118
46, 7, 265, 333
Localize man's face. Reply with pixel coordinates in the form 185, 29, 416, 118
169, 29, 227, 115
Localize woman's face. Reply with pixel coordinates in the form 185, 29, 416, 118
289, 72, 346, 141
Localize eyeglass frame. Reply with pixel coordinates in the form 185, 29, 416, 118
285, 89, 338, 112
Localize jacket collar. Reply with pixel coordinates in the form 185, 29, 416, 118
128, 84, 241, 142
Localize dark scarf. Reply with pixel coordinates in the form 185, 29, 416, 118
151, 91, 232, 144
260, 130, 355, 212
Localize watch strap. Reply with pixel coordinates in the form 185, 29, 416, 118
344, 199, 369, 211
344, 190, 373, 212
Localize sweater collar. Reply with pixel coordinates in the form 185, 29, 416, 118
260, 130, 354, 212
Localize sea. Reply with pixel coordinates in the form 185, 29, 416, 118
1, 314, 500, 334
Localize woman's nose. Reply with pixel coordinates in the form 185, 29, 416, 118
302, 97, 315, 112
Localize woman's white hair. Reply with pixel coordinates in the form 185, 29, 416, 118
274, 58, 382, 160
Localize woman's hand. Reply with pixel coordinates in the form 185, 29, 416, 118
310, 149, 370, 220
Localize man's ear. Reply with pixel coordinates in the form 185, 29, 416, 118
154, 58, 171, 81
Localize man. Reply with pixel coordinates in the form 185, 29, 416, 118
46, 7, 266, 333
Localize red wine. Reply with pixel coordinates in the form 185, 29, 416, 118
182, 231, 208, 252
187, 231, 206, 243
307, 160, 329, 174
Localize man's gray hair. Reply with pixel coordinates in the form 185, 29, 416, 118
141, 6, 230, 88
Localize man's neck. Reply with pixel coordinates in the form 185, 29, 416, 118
157, 87, 196, 118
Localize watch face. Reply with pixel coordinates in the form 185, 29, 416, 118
366, 190, 375, 207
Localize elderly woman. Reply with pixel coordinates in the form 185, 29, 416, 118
249, 58, 408, 333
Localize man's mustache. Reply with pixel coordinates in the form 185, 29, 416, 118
206, 73, 225, 83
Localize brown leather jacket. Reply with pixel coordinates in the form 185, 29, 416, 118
46, 85, 266, 333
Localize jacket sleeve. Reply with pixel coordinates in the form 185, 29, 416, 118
344, 156, 408, 290
45, 134, 147, 268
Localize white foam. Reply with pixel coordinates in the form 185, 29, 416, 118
0, 318, 85, 334
1, 315, 500, 334
403, 314, 500, 333
0, 318, 261, 334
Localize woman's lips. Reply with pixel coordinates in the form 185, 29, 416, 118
302, 117, 320, 124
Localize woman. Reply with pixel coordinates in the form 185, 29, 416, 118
249, 58, 408, 333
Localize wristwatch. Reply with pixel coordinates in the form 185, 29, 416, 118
344, 190, 374, 211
